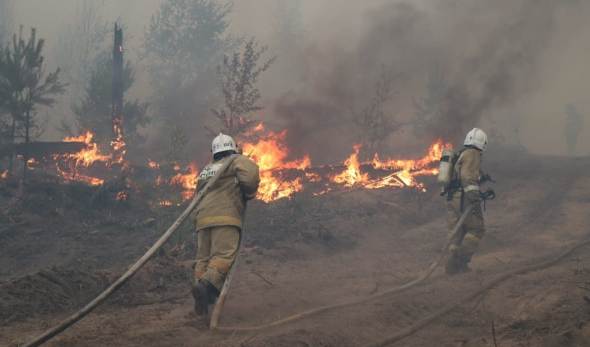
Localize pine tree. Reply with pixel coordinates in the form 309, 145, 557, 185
144, 0, 238, 154
0, 27, 66, 176
72, 51, 149, 150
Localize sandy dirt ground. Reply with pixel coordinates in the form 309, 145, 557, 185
2, 149, 590, 347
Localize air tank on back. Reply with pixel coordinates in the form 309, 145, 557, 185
437, 149, 454, 186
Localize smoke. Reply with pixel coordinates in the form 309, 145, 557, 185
267, 0, 590, 160
5, 0, 590, 158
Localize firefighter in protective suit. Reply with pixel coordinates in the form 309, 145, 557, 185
446, 128, 488, 274
191, 133, 259, 315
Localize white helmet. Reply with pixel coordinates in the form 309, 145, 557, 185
211, 133, 237, 155
464, 128, 488, 151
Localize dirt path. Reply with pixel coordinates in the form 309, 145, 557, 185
2, 154, 590, 347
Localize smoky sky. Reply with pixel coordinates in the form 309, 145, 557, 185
5, 0, 590, 161
266, 0, 590, 162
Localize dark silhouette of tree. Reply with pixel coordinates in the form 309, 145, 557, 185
144, 0, 238, 155
352, 68, 403, 152
0, 0, 12, 45
0, 0, 13, 151
413, 67, 448, 137
167, 125, 188, 163
0, 27, 66, 176
145, 0, 234, 82
71, 51, 149, 150
212, 38, 275, 136
55, 0, 109, 100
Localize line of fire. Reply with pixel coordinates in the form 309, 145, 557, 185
0, 24, 450, 207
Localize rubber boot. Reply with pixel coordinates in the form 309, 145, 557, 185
456, 253, 473, 273
206, 281, 220, 305
445, 253, 462, 275
192, 281, 210, 316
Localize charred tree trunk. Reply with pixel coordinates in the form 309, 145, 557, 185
8, 116, 15, 174
22, 109, 30, 181
111, 23, 125, 163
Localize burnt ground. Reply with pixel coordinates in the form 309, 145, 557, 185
2, 147, 590, 347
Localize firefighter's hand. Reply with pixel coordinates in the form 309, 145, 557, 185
465, 190, 481, 205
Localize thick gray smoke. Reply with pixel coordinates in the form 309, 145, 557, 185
269, 0, 588, 161
5, 0, 590, 160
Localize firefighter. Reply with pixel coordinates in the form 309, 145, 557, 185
191, 133, 260, 315
445, 128, 488, 274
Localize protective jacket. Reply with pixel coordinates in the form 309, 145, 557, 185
445, 146, 485, 274
452, 147, 482, 193
193, 155, 260, 230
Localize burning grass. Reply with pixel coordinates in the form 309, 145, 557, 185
2, 124, 450, 205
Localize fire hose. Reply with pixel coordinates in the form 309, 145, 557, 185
213, 190, 497, 331
21, 155, 239, 347
366, 237, 590, 347
213, 202, 478, 332
23, 170, 590, 346
213, 190, 590, 346
22, 172, 490, 344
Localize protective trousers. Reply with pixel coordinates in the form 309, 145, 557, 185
194, 225, 240, 290
446, 192, 485, 265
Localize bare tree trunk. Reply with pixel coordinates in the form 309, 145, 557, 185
111, 23, 124, 161
8, 116, 15, 174
22, 109, 30, 181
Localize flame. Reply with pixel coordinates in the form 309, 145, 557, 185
253, 123, 265, 132
148, 160, 160, 169
33, 121, 449, 206
258, 173, 303, 202
159, 200, 173, 207
111, 120, 127, 165
331, 144, 369, 187
116, 191, 128, 201
313, 187, 332, 196
242, 124, 311, 202
305, 172, 322, 183
26, 158, 39, 169
148, 161, 199, 202
62, 132, 111, 166
56, 171, 105, 186
0, 170, 8, 179
51, 129, 133, 186
54, 131, 111, 185
330, 141, 449, 191
371, 140, 446, 173
170, 163, 199, 201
